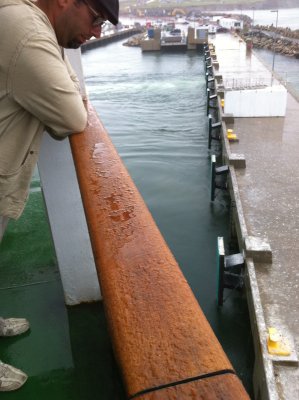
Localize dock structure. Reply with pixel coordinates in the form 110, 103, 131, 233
209, 33, 299, 400
140, 27, 208, 52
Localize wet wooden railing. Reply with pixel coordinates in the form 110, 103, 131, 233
69, 102, 249, 399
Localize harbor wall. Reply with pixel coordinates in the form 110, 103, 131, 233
206, 35, 299, 399
81, 28, 143, 53
224, 85, 287, 117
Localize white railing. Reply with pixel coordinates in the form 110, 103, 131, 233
224, 73, 288, 90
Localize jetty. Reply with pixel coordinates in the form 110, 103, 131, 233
207, 32, 299, 400
81, 27, 143, 52
140, 27, 208, 52
242, 29, 299, 58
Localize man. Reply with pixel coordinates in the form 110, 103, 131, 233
0, 0, 119, 391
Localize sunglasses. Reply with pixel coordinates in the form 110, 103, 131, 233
82, 0, 107, 27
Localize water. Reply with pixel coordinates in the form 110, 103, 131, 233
119, 8, 299, 96
254, 48, 299, 96
250, 7, 299, 97
82, 41, 254, 394
223, 8, 299, 29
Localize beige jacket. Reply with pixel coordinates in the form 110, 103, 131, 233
0, 0, 87, 219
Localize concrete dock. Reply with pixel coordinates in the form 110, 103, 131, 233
210, 33, 299, 400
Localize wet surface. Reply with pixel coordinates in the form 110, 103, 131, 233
0, 36, 256, 398
213, 33, 299, 399
211, 33, 279, 89
0, 186, 126, 399
0, 191, 58, 289
82, 40, 254, 395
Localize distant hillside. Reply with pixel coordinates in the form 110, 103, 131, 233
189, 1, 299, 11
248, 0, 299, 9
119, 0, 299, 10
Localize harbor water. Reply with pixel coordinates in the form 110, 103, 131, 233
82, 41, 254, 394
237, 7, 299, 96
254, 49, 299, 97
224, 7, 299, 29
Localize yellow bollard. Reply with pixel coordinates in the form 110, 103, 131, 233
267, 327, 291, 356
221, 99, 225, 108
227, 129, 238, 142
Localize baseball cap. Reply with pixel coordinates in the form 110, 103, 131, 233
96, 0, 119, 25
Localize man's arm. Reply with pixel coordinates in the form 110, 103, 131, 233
10, 34, 87, 138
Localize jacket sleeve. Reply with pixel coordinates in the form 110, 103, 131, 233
9, 33, 87, 138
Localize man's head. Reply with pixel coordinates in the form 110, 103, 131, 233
36, 0, 119, 49
94, 0, 119, 26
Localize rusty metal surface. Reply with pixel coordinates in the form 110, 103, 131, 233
69, 103, 249, 398
136, 374, 249, 399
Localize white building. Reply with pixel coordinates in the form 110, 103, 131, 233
219, 17, 243, 30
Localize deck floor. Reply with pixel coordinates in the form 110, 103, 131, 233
0, 179, 125, 399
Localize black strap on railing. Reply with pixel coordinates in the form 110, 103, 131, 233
129, 369, 236, 399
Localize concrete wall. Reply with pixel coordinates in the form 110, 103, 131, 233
224, 85, 287, 117
141, 39, 161, 51
188, 27, 208, 44
141, 29, 161, 51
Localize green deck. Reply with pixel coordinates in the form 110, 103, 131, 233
0, 175, 125, 399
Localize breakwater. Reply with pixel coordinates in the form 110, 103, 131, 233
242, 29, 299, 57
81, 28, 143, 53
123, 33, 147, 47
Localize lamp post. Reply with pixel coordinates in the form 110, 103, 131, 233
252, 7, 255, 29
270, 9, 279, 86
